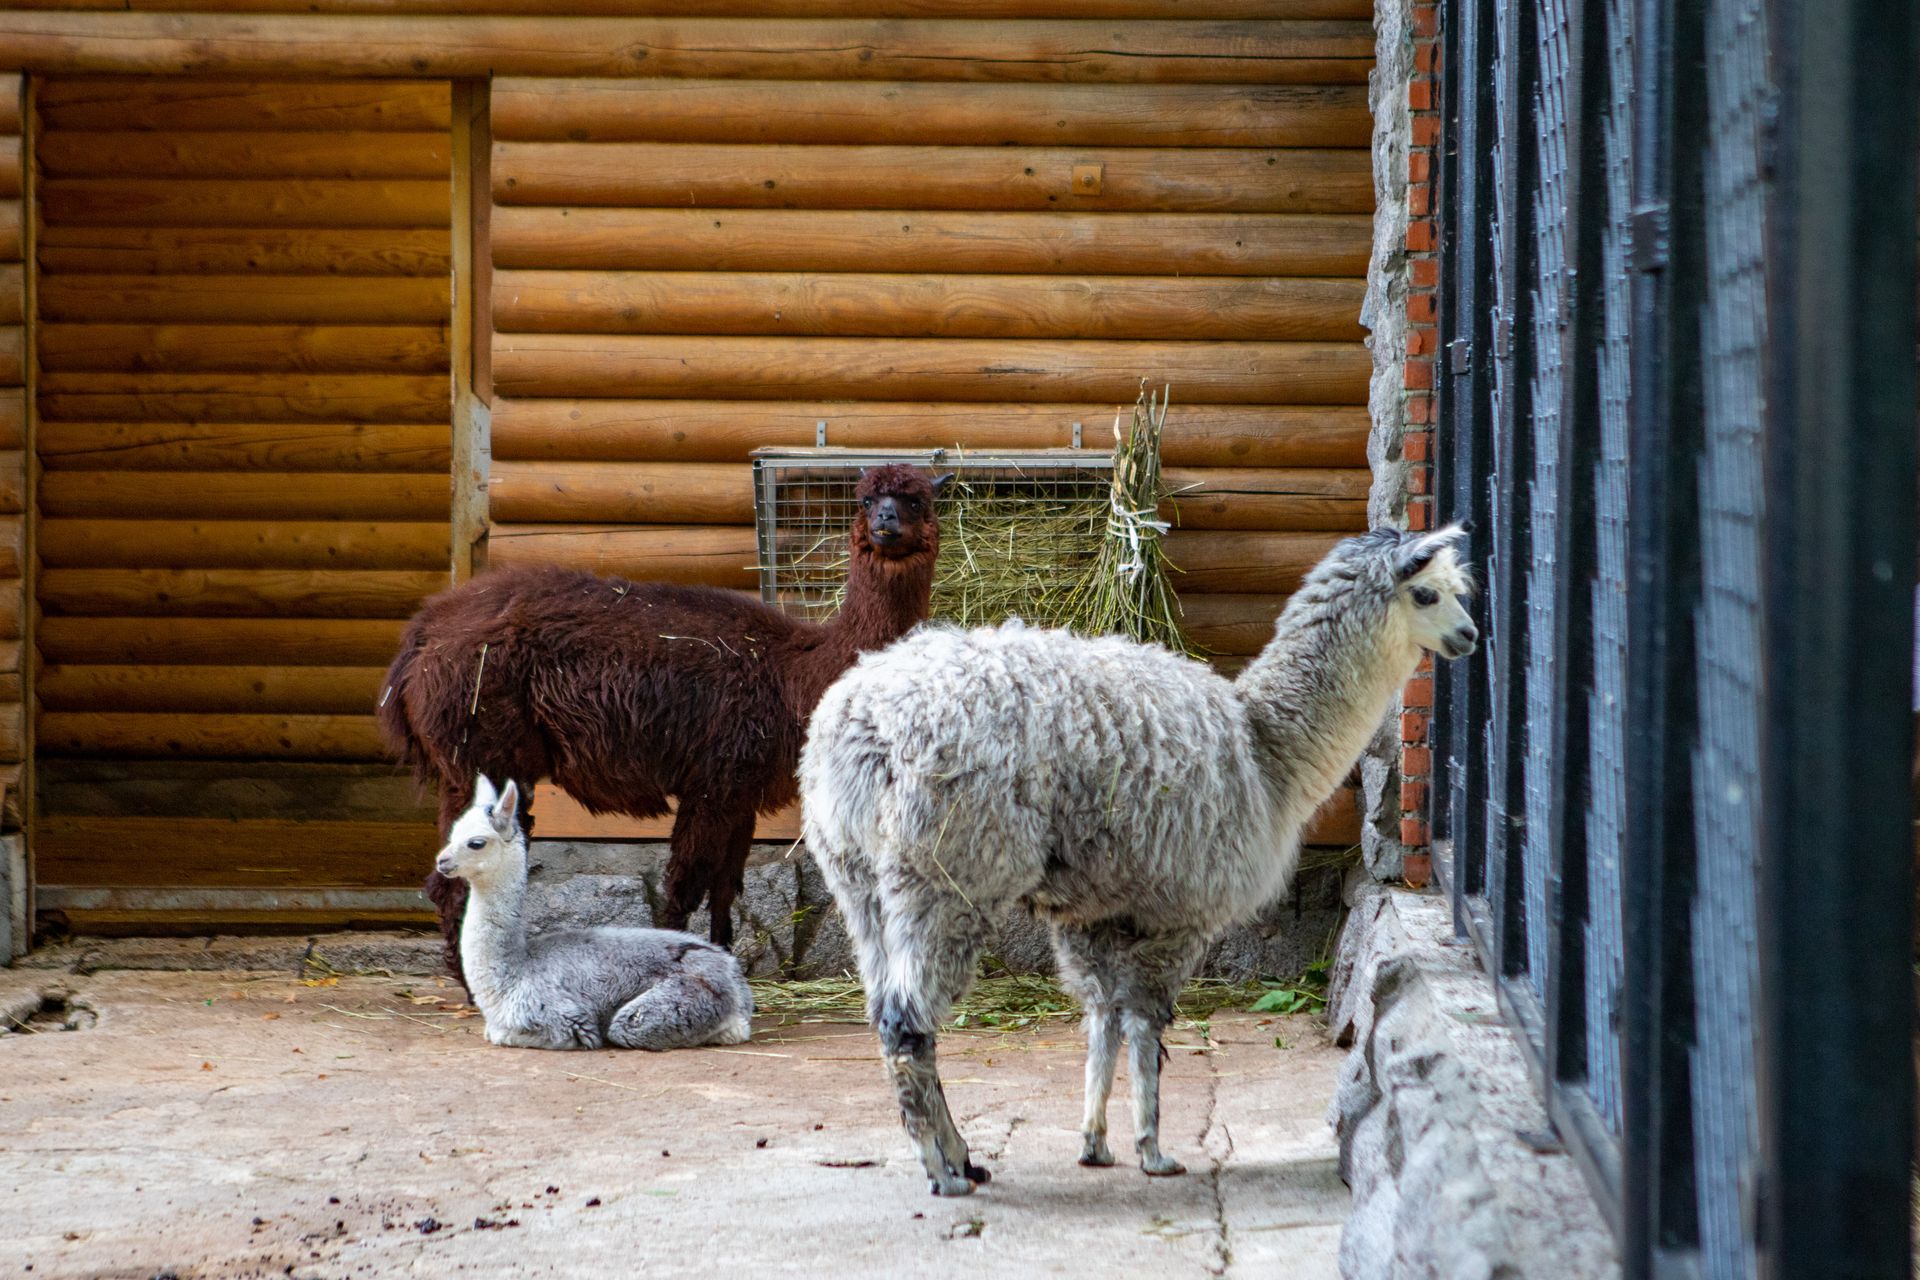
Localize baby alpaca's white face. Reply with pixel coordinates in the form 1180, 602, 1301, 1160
434, 776, 523, 887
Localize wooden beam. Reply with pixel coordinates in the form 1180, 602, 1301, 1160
38, 712, 389, 760
39, 275, 449, 324
35, 815, 431, 885
40, 178, 451, 228
1160, 465, 1369, 531
0, 200, 19, 261
38, 616, 408, 666
492, 271, 1367, 342
493, 142, 1373, 213
39, 567, 444, 618
485, 523, 760, 588
40, 519, 450, 570
490, 208, 1370, 278
37, 372, 451, 423
39, 664, 386, 714
1162, 529, 1339, 593
36, 226, 451, 277
491, 335, 1371, 404
39, 472, 452, 520
493, 78, 1372, 147
35, 77, 451, 132
0, 16, 1374, 84
39, 131, 451, 180
0, 2, 1374, 19
37, 421, 451, 472
38, 323, 449, 374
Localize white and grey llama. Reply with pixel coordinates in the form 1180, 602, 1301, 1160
435, 776, 754, 1051
799, 525, 1477, 1194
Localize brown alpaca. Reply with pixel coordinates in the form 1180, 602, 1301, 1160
379, 464, 944, 980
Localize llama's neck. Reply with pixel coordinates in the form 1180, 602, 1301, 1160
1233, 594, 1421, 824
788, 544, 936, 712
458, 859, 529, 1008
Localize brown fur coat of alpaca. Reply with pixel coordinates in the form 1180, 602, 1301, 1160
379, 464, 942, 980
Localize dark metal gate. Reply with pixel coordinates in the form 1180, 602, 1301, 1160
1429, 0, 1917, 1276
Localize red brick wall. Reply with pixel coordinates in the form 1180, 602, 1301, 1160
1399, 1, 1442, 884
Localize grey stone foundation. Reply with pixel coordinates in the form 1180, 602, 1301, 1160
1326, 880, 1617, 1279
524, 840, 1350, 982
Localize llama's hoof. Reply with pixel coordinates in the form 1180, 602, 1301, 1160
964, 1161, 992, 1185
928, 1171, 977, 1197
1078, 1137, 1116, 1167
1140, 1152, 1187, 1177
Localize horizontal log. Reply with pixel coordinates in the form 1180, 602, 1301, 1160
40, 520, 450, 570
0, 326, 20, 385
1173, 591, 1284, 655
0, 701, 23, 762
491, 462, 751, 525
39, 616, 409, 665
531, 778, 1358, 844
40, 664, 386, 714
36, 758, 434, 824
0, 451, 22, 514
491, 399, 1369, 468
1163, 529, 1338, 593
493, 142, 1372, 213
0, 642, 19, 675
0, 74, 17, 133
0, 138, 17, 197
494, 79, 1370, 147
0, 389, 20, 448
37, 372, 451, 423
40, 472, 449, 521
0, 589, 18, 640
37, 226, 452, 276
7, 2, 1373, 19
38, 421, 451, 472
493, 271, 1366, 342
41, 905, 436, 931
1161, 465, 1369, 531
0, 516, 20, 576
40, 323, 450, 375
492, 335, 1371, 404
40, 131, 451, 180
39, 568, 445, 618
0, 17, 1375, 84
0, 263, 19, 323
491, 208, 1370, 277
486, 523, 760, 589
39, 275, 449, 324
36, 77, 450, 132
35, 816, 433, 887
41, 178, 450, 228
0, 199, 19, 260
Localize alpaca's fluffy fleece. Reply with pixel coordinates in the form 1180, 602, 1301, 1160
799, 525, 1476, 1194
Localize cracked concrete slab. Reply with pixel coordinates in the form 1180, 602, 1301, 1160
0, 969, 1347, 1279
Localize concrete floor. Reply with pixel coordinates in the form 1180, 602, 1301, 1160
1, 968, 1348, 1280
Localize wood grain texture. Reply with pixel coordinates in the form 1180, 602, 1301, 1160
0, 74, 18, 133
492, 335, 1370, 404
38, 616, 409, 665
39, 323, 449, 374
0, 17, 1375, 84
0, 451, 23, 514
6, 2, 1373, 18
0, 516, 21, 577
490, 461, 752, 525
493, 78, 1370, 147
493, 142, 1372, 213
1161, 465, 1369, 530
39, 472, 451, 520
38, 421, 451, 472
40, 178, 451, 228
0, 327, 21, 385
40, 664, 385, 714
490, 208, 1370, 277
37, 225, 452, 276
0, 139, 17, 197
39, 275, 450, 324
1162, 529, 1339, 593
489, 399, 1370, 468
39, 568, 445, 618
0, 263, 20, 324
40, 519, 450, 569
0, 200, 20, 261
37, 372, 451, 423
35, 815, 430, 884
485, 523, 761, 589
40, 131, 451, 180
1174, 591, 1286, 654
0, 390, 20, 448
492, 270, 1366, 341
35, 77, 451, 132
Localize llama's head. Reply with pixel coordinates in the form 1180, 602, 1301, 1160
434, 775, 525, 888
1386, 525, 1478, 658
851, 464, 948, 562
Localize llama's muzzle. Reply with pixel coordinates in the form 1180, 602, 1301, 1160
1442, 622, 1479, 659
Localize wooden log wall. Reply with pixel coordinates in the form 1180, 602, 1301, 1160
0, 74, 23, 834
31, 79, 451, 923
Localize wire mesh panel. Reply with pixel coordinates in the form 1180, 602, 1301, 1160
752, 448, 1113, 623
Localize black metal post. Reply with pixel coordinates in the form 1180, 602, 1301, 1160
1755, 0, 1919, 1275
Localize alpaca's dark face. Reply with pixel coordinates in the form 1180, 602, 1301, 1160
853, 465, 944, 561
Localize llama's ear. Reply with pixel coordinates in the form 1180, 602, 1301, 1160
473, 773, 498, 808
1394, 525, 1468, 581
931, 471, 956, 493
492, 780, 520, 835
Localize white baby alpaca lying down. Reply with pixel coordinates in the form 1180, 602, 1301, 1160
435, 776, 755, 1051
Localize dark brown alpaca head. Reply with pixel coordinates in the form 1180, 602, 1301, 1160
830, 464, 947, 654
851, 464, 944, 564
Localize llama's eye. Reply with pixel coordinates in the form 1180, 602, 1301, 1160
466, 837, 487, 850
861, 497, 873, 509
1410, 585, 1440, 607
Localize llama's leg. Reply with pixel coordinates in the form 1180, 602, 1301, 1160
606, 969, 750, 1051
1121, 1005, 1184, 1177
424, 777, 477, 987
659, 798, 721, 935
873, 894, 992, 1196
1078, 1004, 1123, 1167
700, 806, 759, 951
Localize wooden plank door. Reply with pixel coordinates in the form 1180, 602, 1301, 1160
30, 78, 452, 932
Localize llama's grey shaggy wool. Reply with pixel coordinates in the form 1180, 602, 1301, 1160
799, 525, 1477, 1195
438, 777, 754, 1051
